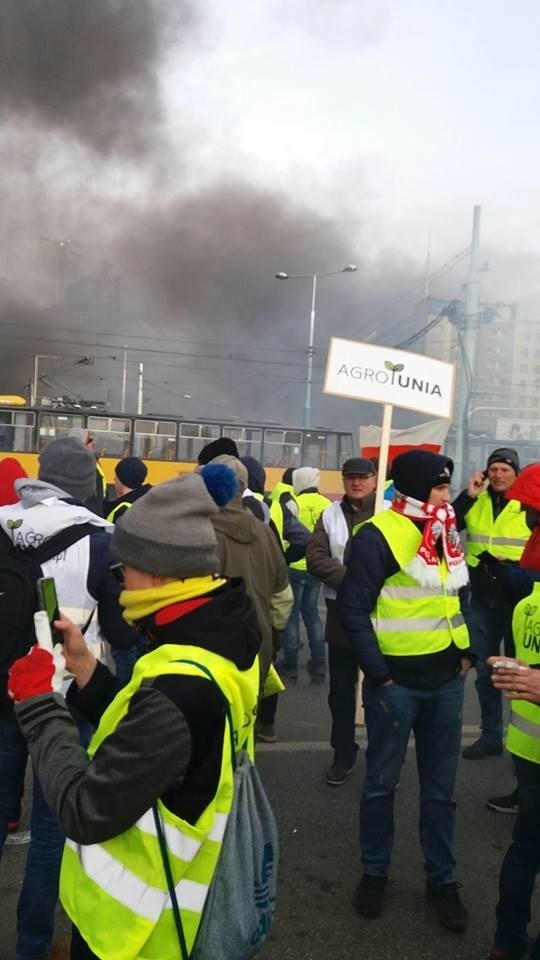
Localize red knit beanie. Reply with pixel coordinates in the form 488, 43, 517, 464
0, 457, 29, 505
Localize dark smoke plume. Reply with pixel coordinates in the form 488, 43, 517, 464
0, 0, 196, 156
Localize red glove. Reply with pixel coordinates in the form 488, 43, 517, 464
8, 646, 57, 702
8, 611, 67, 703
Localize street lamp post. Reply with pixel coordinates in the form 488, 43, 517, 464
275, 265, 357, 428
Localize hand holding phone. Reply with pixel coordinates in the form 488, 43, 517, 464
36, 577, 63, 645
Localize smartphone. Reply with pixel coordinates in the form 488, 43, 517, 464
491, 659, 527, 672
36, 577, 62, 644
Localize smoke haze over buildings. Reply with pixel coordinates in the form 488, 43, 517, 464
1, 1, 538, 430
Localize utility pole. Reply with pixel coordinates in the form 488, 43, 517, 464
452, 205, 482, 488
121, 347, 128, 414
137, 362, 144, 416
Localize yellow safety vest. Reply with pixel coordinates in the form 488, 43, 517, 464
290, 491, 331, 571
96, 460, 107, 498
506, 582, 540, 765
106, 500, 132, 523
269, 481, 294, 503
252, 492, 287, 551
367, 510, 470, 657
465, 491, 529, 568
60, 644, 259, 960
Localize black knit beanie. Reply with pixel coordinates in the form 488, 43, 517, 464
391, 450, 454, 503
486, 447, 520, 475
198, 436, 239, 465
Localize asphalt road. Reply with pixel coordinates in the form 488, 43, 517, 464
1, 647, 535, 960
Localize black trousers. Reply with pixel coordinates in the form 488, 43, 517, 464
328, 645, 359, 765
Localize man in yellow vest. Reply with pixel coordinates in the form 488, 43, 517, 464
338, 450, 473, 932
6, 466, 266, 960
279, 466, 331, 683
486, 591, 540, 960
105, 457, 152, 524
454, 448, 530, 762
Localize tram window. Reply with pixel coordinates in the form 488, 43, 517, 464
38, 413, 84, 449
0, 411, 35, 452
303, 433, 329, 469
88, 417, 131, 458
134, 419, 176, 461
263, 429, 302, 467
178, 423, 220, 461
338, 433, 354, 464
227, 427, 262, 459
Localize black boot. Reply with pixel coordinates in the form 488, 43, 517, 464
354, 874, 387, 918
426, 881, 468, 932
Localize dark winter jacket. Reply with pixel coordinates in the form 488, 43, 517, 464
211, 497, 292, 676
104, 483, 152, 523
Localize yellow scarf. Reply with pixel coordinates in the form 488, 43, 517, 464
120, 576, 227, 624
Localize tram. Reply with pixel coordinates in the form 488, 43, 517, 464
0, 403, 355, 497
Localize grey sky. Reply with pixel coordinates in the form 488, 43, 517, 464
1, 0, 539, 428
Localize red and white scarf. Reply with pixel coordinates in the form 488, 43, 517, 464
391, 490, 469, 589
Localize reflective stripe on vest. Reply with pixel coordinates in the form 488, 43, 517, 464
367, 511, 470, 657
60, 644, 260, 960
106, 500, 132, 523
465, 492, 529, 567
506, 582, 540, 764
290, 491, 331, 570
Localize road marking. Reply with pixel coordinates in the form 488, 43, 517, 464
257, 726, 483, 753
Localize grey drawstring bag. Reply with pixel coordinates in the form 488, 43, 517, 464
154, 659, 279, 960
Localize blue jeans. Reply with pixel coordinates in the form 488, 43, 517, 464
281, 569, 325, 671
0, 707, 65, 960
494, 755, 540, 958
360, 674, 465, 884
468, 599, 514, 745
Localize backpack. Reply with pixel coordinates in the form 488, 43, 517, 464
153, 659, 278, 960
0, 521, 96, 707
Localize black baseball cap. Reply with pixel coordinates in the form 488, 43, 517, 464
342, 457, 376, 477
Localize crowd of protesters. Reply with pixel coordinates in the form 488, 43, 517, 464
0, 436, 539, 960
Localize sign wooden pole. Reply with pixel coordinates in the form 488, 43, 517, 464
355, 402, 394, 727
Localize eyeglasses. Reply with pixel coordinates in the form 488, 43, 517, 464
344, 474, 375, 480
109, 562, 125, 584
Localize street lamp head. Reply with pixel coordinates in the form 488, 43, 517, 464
343, 264, 357, 273
275, 272, 289, 279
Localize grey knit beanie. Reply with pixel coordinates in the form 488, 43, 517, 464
112, 472, 221, 577
38, 437, 97, 501
210, 454, 248, 495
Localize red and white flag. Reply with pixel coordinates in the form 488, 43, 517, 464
359, 419, 450, 467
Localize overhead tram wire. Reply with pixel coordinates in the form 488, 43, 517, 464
0, 320, 310, 356
368, 246, 470, 344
